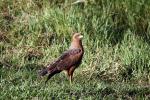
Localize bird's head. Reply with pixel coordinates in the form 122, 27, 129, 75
70, 33, 83, 49
72, 33, 83, 41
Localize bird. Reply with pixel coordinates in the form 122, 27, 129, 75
38, 33, 84, 84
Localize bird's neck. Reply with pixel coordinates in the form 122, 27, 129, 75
70, 40, 83, 49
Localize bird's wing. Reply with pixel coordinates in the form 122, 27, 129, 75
51, 48, 82, 70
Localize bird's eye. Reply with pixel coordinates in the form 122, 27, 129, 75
74, 35, 79, 38
73, 33, 82, 39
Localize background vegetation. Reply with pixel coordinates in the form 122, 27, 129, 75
0, 0, 150, 99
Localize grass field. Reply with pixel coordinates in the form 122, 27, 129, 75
0, 0, 150, 99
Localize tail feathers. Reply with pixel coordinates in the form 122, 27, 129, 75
45, 69, 61, 83
39, 66, 61, 83
38, 68, 48, 76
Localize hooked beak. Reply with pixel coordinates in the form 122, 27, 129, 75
79, 35, 83, 39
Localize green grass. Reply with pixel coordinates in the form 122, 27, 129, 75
0, 0, 150, 99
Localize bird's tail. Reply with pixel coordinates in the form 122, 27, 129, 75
38, 68, 48, 76
38, 66, 61, 83
45, 67, 61, 83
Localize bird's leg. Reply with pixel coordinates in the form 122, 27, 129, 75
66, 70, 72, 85
68, 66, 75, 85
69, 74, 73, 85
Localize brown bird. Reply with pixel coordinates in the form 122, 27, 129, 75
38, 33, 84, 84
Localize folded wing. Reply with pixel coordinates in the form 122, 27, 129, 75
47, 48, 82, 71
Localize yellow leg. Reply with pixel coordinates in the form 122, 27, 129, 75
68, 66, 75, 85
69, 75, 73, 85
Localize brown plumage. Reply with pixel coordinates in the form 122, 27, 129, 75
38, 33, 84, 84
